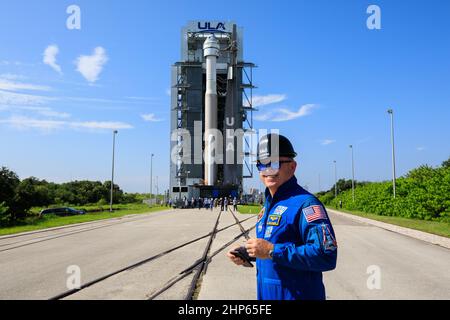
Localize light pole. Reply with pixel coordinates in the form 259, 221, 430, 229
110, 130, 118, 212
333, 160, 338, 197
350, 145, 355, 202
150, 153, 154, 206
387, 109, 397, 198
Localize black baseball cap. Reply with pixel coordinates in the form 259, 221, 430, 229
257, 133, 297, 161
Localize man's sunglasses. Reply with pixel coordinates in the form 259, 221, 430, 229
256, 160, 293, 172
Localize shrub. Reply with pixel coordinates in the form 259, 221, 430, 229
319, 158, 450, 221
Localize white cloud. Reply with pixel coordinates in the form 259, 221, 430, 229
126, 96, 162, 102
417, 147, 426, 152
39, 110, 70, 118
19, 106, 71, 119
0, 116, 132, 132
65, 96, 135, 105
0, 106, 70, 118
70, 121, 133, 130
321, 139, 336, 146
141, 113, 162, 122
0, 74, 26, 81
0, 115, 65, 131
255, 104, 317, 122
0, 90, 52, 106
75, 47, 108, 83
0, 61, 24, 66
66, 96, 124, 104
166, 88, 171, 96
0, 78, 51, 92
244, 94, 287, 108
43, 45, 62, 74
39, 110, 71, 119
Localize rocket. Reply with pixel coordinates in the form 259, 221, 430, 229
203, 34, 219, 186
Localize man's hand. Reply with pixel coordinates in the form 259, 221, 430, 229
226, 245, 245, 266
245, 238, 274, 260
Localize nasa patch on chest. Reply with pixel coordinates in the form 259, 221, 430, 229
267, 214, 282, 226
274, 206, 288, 215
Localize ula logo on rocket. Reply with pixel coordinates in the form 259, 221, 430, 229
198, 22, 226, 32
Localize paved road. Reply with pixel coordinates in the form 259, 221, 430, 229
0, 208, 449, 300
323, 211, 450, 300
0, 208, 223, 299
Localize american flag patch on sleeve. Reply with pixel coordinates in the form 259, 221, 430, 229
302, 205, 327, 223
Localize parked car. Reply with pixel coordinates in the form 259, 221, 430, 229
40, 207, 86, 217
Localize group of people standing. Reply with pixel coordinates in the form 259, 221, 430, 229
167, 196, 238, 211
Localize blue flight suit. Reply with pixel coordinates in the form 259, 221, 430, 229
256, 176, 338, 300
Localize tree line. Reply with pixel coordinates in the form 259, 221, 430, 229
318, 157, 450, 222
0, 167, 140, 223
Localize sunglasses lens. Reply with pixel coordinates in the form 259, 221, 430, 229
257, 162, 268, 171
257, 161, 281, 172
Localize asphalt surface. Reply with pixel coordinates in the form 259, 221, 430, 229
323, 211, 450, 300
0, 208, 449, 300
0, 208, 219, 299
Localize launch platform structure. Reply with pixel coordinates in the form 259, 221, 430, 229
169, 21, 256, 201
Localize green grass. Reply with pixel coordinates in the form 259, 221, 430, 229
327, 207, 450, 238
237, 204, 263, 214
0, 203, 169, 236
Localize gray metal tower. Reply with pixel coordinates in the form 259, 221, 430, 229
169, 21, 256, 202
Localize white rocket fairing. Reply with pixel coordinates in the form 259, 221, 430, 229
203, 35, 219, 186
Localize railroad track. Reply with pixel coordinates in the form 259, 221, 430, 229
48, 210, 257, 300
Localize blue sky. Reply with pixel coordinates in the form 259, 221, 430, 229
0, 0, 449, 194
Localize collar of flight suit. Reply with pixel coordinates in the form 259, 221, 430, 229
264, 175, 299, 211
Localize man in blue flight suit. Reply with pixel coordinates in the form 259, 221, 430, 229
227, 134, 338, 300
